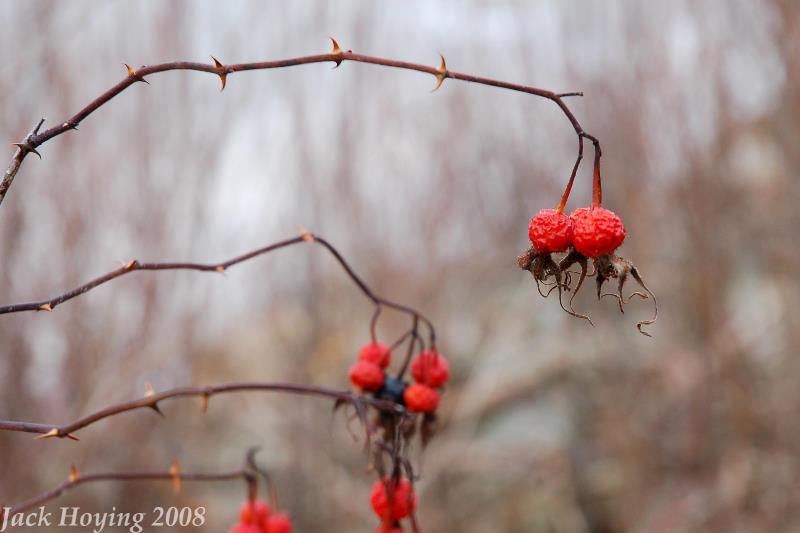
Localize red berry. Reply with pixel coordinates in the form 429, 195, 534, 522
570, 206, 626, 258
358, 341, 391, 368
528, 209, 573, 253
228, 524, 262, 533
370, 477, 417, 520
410, 351, 449, 387
349, 360, 384, 392
264, 513, 293, 533
403, 383, 440, 414
372, 528, 405, 533
238, 499, 270, 526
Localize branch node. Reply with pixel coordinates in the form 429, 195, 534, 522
211, 56, 228, 90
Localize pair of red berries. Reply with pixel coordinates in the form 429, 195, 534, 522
349, 341, 392, 392
229, 499, 292, 533
528, 206, 626, 258
370, 476, 417, 530
403, 350, 449, 414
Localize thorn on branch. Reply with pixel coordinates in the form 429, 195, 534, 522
432, 54, 448, 92
170, 460, 181, 494
298, 226, 314, 242
124, 63, 150, 85
35, 428, 59, 440
37, 303, 53, 312
202, 388, 212, 413
329, 37, 344, 68
145, 382, 155, 396
69, 464, 79, 482
211, 56, 227, 91
11, 142, 41, 159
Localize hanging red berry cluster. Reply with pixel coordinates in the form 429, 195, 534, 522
228, 498, 293, 533
518, 146, 658, 335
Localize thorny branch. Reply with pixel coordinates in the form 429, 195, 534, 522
0, 231, 437, 346
0, 379, 406, 440
2, 449, 263, 520
2, 38, 599, 210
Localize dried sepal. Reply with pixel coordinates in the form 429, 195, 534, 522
519, 244, 655, 334
594, 254, 658, 336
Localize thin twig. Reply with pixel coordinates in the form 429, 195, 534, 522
4, 455, 254, 518
0, 381, 405, 439
0, 232, 437, 342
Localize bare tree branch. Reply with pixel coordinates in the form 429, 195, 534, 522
2, 39, 598, 210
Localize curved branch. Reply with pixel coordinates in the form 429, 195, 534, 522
0, 232, 436, 343
0, 381, 404, 439
3, 42, 597, 208
3, 456, 254, 519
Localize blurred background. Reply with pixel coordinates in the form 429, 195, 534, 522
1, 1, 798, 531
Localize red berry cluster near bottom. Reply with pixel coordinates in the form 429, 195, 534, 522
369, 476, 417, 531
229, 499, 292, 533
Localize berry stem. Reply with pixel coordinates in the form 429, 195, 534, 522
370, 304, 382, 344
556, 136, 584, 213
591, 139, 602, 207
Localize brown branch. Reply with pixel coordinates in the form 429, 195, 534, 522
0, 381, 404, 439
3, 452, 259, 519
2, 39, 597, 209
1, 118, 44, 206
0, 231, 436, 344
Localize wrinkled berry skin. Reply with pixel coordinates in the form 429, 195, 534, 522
374, 376, 408, 405
403, 383, 440, 414
349, 360, 385, 392
264, 513, 293, 533
410, 351, 449, 387
370, 477, 417, 520
570, 206, 626, 258
359, 341, 391, 368
528, 209, 573, 253
238, 499, 270, 526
